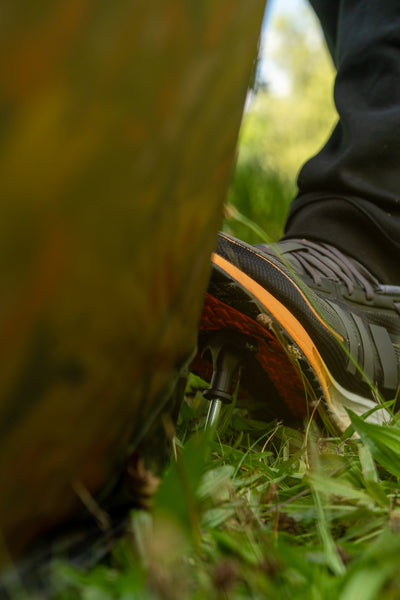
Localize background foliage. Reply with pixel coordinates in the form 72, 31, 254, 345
225, 5, 336, 243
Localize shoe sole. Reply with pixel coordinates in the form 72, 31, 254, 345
194, 254, 390, 431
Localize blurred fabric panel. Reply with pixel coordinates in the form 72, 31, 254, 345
0, 0, 266, 563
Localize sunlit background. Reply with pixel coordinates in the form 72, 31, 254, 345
224, 0, 337, 243
260, 0, 326, 96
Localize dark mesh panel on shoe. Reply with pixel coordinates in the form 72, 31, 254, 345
215, 235, 362, 394
213, 233, 400, 402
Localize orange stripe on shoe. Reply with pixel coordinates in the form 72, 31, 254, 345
214, 240, 344, 343
211, 253, 339, 404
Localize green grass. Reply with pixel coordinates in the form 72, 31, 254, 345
47, 389, 400, 600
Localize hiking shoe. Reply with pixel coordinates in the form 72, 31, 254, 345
192, 232, 400, 431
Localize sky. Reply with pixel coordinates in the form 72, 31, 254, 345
257, 0, 323, 95
263, 0, 307, 27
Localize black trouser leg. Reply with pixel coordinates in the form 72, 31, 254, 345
283, 0, 400, 284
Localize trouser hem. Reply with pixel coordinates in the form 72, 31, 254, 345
283, 194, 400, 285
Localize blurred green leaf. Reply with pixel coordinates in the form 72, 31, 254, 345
312, 488, 346, 576
308, 472, 377, 509
153, 431, 212, 541
349, 410, 400, 479
340, 568, 388, 600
